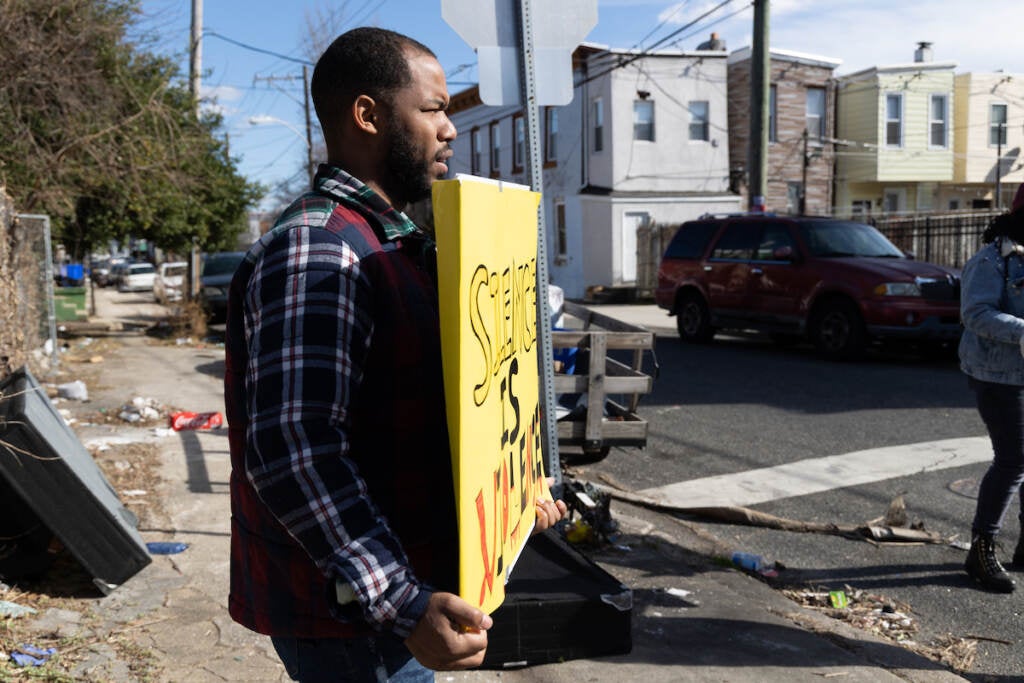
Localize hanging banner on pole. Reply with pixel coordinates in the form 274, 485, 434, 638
433, 174, 551, 614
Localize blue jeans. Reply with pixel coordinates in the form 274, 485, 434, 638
969, 377, 1024, 536
271, 635, 434, 683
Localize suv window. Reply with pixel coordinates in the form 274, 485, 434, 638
753, 222, 796, 261
798, 219, 904, 258
664, 221, 716, 259
710, 222, 759, 260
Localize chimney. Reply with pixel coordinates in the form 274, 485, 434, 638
914, 41, 933, 63
697, 32, 726, 51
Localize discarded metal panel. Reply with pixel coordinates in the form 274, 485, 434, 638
0, 367, 150, 593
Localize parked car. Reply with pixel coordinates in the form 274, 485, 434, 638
153, 261, 188, 303
117, 262, 157, 293
93, 257, 126, 287
107, 259, 133, 289
655, 214, 962, 359
199, 252, 246, 323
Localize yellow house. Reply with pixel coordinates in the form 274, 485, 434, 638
835, 43, 956, 217
949, 72, 1024, 210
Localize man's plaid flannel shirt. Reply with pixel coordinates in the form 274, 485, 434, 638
226, 165, 457, 639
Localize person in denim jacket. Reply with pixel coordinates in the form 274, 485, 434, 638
959, 182, 1024, 592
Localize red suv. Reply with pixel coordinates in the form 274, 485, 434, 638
654, 215, 962, 359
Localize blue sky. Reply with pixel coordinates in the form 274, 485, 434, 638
136, 0, 1024, 209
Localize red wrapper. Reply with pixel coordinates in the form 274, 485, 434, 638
169, 411, 223, 431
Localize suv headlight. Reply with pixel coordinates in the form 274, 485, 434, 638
874, 282, 921, 297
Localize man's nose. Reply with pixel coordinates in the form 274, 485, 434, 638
440, 114, 456, 142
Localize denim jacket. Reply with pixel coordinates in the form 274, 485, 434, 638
959, 237, 1024, 385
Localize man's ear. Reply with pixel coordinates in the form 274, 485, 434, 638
353, 94, 380, 134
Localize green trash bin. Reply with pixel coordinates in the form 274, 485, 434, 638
54, 287, 87, 322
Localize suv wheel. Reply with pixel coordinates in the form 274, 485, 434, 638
676, 291, 714, 343
811, 299, 865, 360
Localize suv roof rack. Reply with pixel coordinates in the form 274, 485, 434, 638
696, 211, 779, 220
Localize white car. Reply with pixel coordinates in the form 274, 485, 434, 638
117, 262, 157, 293
153, 261, 188, 303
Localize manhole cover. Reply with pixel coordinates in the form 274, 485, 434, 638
948, 477, 979, 499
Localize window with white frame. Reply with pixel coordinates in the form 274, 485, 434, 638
489, 121, 500, 174
929, 94, 948, 148
544, 107, 558, 163
885, 93, 903, 147
633, 100, 654, 141
991, 103, 1008, 146
806, 87, 825, 142
592, 98, 604, 152
470, 128, 482, 174
689, 100, 709, 141
768, 85, 777, 143
513, 114, 524, 171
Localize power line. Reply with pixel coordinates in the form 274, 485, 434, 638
203, 30, 314, 66
348, 0, 390, 28
576, 0, 745, 90
629, 0, 691, 52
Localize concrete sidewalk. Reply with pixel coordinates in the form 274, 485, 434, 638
46, 290, 966, 682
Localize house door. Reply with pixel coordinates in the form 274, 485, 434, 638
621, 212, 647, 283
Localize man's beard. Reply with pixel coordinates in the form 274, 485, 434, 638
383, 121, 441, 207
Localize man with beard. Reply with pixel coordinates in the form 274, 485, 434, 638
223, 27, 566, 682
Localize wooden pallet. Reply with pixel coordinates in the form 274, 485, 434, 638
552, 301, 656, 459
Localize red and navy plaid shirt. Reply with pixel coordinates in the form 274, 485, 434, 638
225, 165, 458, 639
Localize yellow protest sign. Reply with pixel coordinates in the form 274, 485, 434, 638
432, 175, 551, 614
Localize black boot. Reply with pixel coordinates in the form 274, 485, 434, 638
966, 533, 1016, 593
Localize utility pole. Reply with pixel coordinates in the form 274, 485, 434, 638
303, 65, 315, 187
996, 122, 1006, 208
800, 128, 809, 215
748, 0, 770, 212
188, 0, 203, 302
253, 73, 315, 187
189, 0, 202, 115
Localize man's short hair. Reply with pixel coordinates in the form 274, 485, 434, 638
311, 27, 435, 132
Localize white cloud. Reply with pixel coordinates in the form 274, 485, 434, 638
600, 0, 675, 6
641, 0, 1024, 75
200, 84, 243, 103
763, 1, 1024, 74
197, 84, 243, 118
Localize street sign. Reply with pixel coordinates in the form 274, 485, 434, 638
441, 0, 597, 105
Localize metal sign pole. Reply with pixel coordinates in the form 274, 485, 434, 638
515, 0, 562, 494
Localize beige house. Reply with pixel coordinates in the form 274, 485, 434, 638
835, 43, 957, 217
948, 72, 1024, 210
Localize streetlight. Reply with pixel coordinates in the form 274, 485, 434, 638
248, 115, 314, 187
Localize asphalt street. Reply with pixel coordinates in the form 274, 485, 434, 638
37, 287, 971, 682
579, 305, 1019, 682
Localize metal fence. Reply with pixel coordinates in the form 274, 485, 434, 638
0, 194, 53, 373
860, 211, 1000, 270
635, 210, 1003, 299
